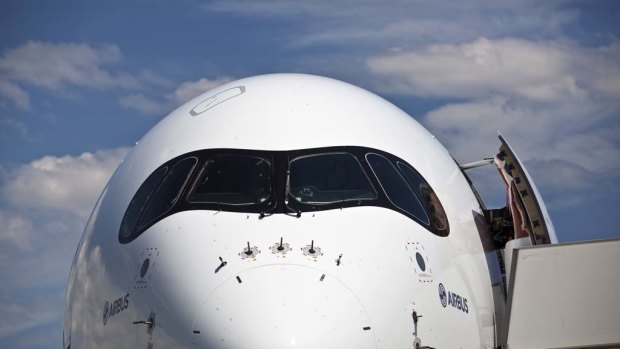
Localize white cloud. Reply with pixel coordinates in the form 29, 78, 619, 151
205, 0, 578, 48
119, 94, 167, 116
205, 0, 349, 17
363, 37, 620, 191
0, 147, 131, 341
206, 0, 564, 21
0, 301, 58, 338
0, 210, 33, 249
526, 159, 594, 191
0, 41, 137, 90
367, 38, 619, 101
0, 214, 75, 341
0, 80, 30, 110
169, 77, 232, 104
139, 70, 175, 88
424, 98, 620, 188
590, 42, 620, 97
544, 195, 586, 210
0, 147, 130, 218
0, 41, 233, 116
0, 41, 175, 111
119, 76, 232, 115
0, 210, 85, 291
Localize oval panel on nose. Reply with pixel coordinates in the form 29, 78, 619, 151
191, 265, 376, 348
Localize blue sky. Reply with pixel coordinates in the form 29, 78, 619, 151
0, 1, 618, 348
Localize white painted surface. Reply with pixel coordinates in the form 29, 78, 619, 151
506, 239, 620, 348
64, 74, 502, 348
504, 237, 532, 288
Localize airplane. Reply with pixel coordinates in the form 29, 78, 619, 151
62, 74, 619, 348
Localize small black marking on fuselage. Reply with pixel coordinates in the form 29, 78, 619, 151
320, 274, 326, 281
140, 258, 150, 278
236, 276, 242, 283
193, 330, 201, 334
363, 326, 371, 331
415, 252, 426, 272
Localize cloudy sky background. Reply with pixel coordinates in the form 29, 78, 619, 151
1, 1, 618, 348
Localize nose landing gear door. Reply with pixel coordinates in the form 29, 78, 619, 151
495, 133, 558, 245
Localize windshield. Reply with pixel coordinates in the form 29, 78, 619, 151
188, 154, 272, 205
366, 153, 429, 223
120, 146, 449, 244
120, 166, 167, 241
288, 153, 376, 204
139, 157, 197, 230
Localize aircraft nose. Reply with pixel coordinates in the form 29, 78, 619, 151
191, 265, 375, 348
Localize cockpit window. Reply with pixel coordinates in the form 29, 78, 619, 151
289, 153, 376, 204
119, 166, 168, 241
188, 155, 272, 205
138, 157, 198, 230
119, 146, 450, 244
397, 161, 449, 235
366, 153, 429, 223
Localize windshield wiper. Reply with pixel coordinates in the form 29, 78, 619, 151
285, 209, 302, 218
259, 201, 278, 219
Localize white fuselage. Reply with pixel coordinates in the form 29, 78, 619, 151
64, 74, 496, 348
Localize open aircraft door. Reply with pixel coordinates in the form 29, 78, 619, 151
460, 133, 562, 347
491, 136, 620, 348
494, 133, 558, 246
461, 133, 558, 249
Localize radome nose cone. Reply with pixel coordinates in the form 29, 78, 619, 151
192, 265, 375, 348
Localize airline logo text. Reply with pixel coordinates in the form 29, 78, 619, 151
103, 293, 130, 325
438, 283, 468, 314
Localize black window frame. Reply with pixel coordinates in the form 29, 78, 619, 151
137, 156, 199, 232
118, 146, 449, 244
187, 153, 274, 206
365, 152, 430, 226
119, 166, 168, 243
287, 151, 378, 206
397, 161, 450, 236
